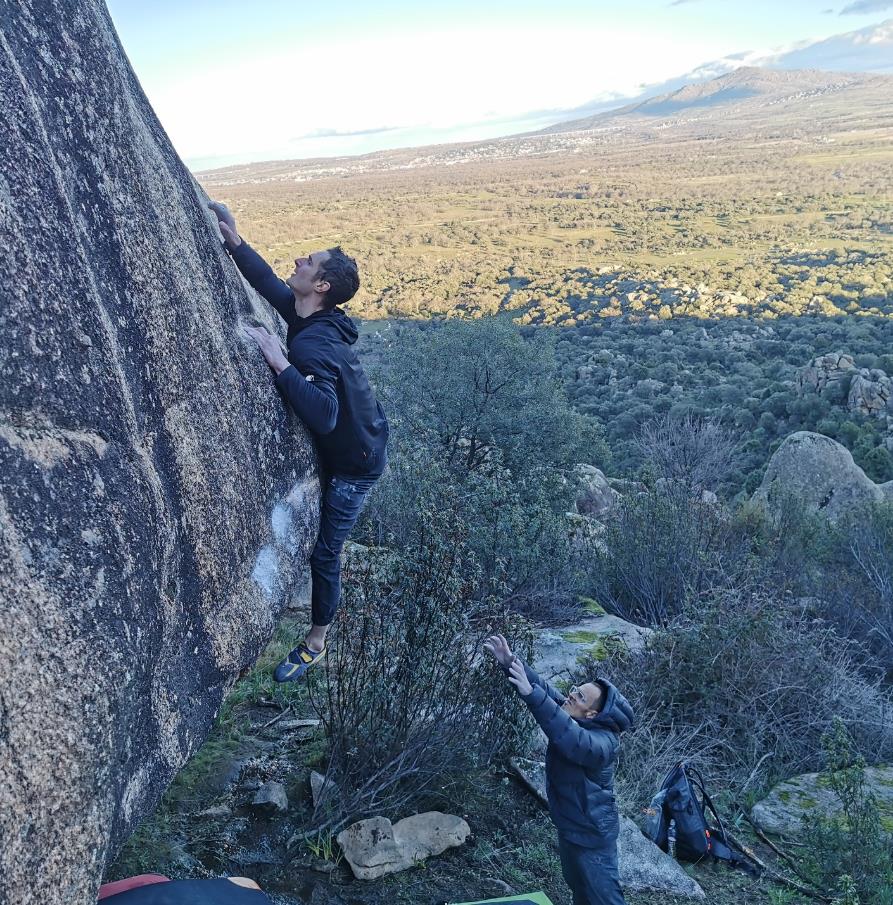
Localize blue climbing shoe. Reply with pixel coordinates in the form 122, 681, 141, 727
274, 642, 327, 683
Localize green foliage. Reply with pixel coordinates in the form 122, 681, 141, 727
603, 591, 893, 813
377, 316, 609, 476
304, 830, 343, 867
555, 315, 893, 495
800, 720, 893, 905
364, 317, 609, 622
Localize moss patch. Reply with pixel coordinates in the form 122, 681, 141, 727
578, 597, 606, 616
561, 630, 603, 644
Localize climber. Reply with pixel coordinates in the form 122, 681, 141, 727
484, 634, 634, 905
209, 200, 388, 683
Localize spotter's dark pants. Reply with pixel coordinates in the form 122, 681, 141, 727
310, 474, 378, 627
558, 838, 626, 905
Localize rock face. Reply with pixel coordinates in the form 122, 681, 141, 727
848, 369, 893, 419
0, 3, 319, 902
751, 765, 893, 837
752, 432, 893, 523
797, 352, 856, 396
798, 352, 892, 429
337, 813, 471, 880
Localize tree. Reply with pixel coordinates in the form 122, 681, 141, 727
377, 317, 608, 476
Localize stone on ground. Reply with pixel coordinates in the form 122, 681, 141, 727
751, 765, 893, 837
309, 771, 340, 809
251, 781, 289, 816
337, 812, 471, 880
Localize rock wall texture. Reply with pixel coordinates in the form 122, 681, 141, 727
752, 431, 893, 523
0, 2, 319, 901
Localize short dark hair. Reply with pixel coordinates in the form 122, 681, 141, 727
318, 247, 360, 309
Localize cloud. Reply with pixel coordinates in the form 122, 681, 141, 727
296, 126, 401, 140
668, 0, 703, 5
840, 1, 893, 14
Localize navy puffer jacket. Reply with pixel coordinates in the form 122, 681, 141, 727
520, 662, 634, 848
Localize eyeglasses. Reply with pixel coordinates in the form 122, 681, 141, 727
568, 685, 587, 704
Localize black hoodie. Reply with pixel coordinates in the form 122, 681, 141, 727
519, 661, 634, 849
229, 241, 388, 477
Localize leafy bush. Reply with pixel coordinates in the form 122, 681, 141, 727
800, 719, 893, 905
376, 316, 609, 476
597, 591, 893, 813
362, 317, 609, 623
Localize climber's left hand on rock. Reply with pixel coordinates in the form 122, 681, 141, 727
243, 324, 289, 374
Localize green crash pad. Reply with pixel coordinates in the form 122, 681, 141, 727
451, 894, 555, 905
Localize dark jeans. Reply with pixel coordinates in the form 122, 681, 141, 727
310, 474, 378, 628
559, 838, 626, 905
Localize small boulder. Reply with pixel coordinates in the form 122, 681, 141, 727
310, 770, 340, 809
574, 464, 621, 520
251, 780, 289, 816
751, 765, 893, 837
618, 816, 705, 899
535, 615, 652, 682
337, 812, 471, 880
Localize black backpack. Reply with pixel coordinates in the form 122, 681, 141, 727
644, 762, 745, 866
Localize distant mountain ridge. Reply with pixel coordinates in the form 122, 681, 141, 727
198, 65, 892, 185
540, 66, 893, 134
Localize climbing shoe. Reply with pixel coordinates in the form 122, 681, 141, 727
273, 642, 327, 683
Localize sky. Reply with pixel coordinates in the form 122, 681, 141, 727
105, 0, 893, 170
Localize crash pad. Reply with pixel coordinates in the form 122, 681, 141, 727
451, 893, 555, 905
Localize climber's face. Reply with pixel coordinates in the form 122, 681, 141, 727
286, 250, 331, 304
562, 681, 603, 721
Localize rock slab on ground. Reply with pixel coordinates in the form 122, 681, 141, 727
535, 614, 652, 682
751, 765, 893, 837
509, 760, 704, 899
0, 3, 320, 901
337, 812, 471, 880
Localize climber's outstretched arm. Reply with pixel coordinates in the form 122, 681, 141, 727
209, 200, 298, 329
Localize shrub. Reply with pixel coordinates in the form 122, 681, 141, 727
376, 317, 609, 477
596, 590, 893, 814
360, 440, 596, 625
592, 487, 747, 626
800, 719, 893, 905
636, 412, 738, 496
309, 502, 534, 832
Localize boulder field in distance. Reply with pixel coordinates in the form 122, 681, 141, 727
0, 1, 319, 902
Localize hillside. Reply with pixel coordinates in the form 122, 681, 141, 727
540, 66, 893, 134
